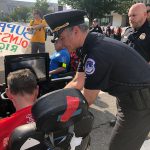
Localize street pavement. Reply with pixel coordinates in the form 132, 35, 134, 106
89, 92, 150, 150
89, 92, 116, 150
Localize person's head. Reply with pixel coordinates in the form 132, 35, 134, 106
58, 24, 89, 52
53, 38, 65, 51
6, 69, 39, 111
128, 3, 147, 29
92, 18, 99, 27
44, 10, 89, 52
33, 10, 42, 20
146, 4, 150, 22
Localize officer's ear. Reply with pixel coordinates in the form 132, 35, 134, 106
72, 26, 81, 35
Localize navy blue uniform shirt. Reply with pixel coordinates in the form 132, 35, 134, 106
90, 25, 103, 34
77, 33, 150, 96
121, 21, 150, 62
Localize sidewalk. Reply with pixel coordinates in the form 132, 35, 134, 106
90, 92, 150, 150
89, 92, 116, 150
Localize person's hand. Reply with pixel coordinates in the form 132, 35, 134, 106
27, 26, 34, 31
27, 27, 35, 34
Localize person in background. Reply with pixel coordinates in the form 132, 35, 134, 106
146, 4, 150, 23
121, 3, 150, 63
114, 26, 122, 41
105, 24, 112, 37
49, 36, 70, 79
90, 18, 103, 34
0, 69, 39, 150
28, 10, 47, 53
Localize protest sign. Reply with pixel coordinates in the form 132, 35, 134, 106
0, 22, 32, 57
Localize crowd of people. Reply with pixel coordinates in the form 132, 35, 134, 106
0, 2, 150, 150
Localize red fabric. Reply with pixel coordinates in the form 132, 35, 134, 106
0, 106, 33, 150
60, 96, 80, 122
70, 52, 80, 71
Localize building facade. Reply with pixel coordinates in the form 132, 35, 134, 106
103, 0, 150, 27
0, 0, 58, 15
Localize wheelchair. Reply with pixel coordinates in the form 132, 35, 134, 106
7, 88, 94, 150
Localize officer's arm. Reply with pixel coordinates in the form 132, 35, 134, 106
82, 88, 100, 105
64, 72, 85, 90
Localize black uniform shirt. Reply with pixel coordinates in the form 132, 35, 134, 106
121, 21, 150, 62
77, 32, 150, 96
90, 25, 103, 34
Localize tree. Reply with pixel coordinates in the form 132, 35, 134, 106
10, 7, 31, 22
34, 0, 51, 17
58, 0, 117, 23
58, 0, 135, 23
114, 0, 134, 15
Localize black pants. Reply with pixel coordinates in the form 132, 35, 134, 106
109, 96, 150, 150
31, 42, 45, 53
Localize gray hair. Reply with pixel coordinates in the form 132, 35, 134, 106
66, 23, 89, 33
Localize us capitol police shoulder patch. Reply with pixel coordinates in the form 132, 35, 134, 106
85, 58, 96, 75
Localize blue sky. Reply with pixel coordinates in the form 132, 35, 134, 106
15, 0, 58, 3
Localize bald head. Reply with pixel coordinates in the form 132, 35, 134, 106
128, 3, 147, 29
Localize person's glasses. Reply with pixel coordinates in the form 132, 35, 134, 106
147, 10, 150, 13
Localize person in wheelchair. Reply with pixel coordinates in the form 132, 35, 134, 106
0, 69, 39, 150
49, 36, 70, 79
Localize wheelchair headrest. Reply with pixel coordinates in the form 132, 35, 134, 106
32, 88, 88, 133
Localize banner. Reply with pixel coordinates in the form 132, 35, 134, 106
0, 22, 32, 57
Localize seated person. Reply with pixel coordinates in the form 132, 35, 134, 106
49, 37, 70, 79
0, 69, 39, 150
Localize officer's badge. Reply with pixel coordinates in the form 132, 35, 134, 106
85, 58, 95, 75
139, 33, 146, 40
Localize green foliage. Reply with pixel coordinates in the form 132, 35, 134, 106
58, 0, 134, 22
10, 7, 31, 22
114, 0, 134, 14
58, 0, 117, 22
0, 15, 11, 22
34, 0, 52, 17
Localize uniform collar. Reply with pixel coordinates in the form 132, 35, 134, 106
134, 20, 149, 32
76, 32, 104, 59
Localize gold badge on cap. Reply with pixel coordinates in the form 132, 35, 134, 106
139, 33, 146, 40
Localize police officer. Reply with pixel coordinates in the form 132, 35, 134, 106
122, 3, 150, 62
89, 18, 103, 34
146, 4, 150, 24
45, 10, 150, 150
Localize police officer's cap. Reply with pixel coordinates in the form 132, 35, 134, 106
44, 10, 87, 38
